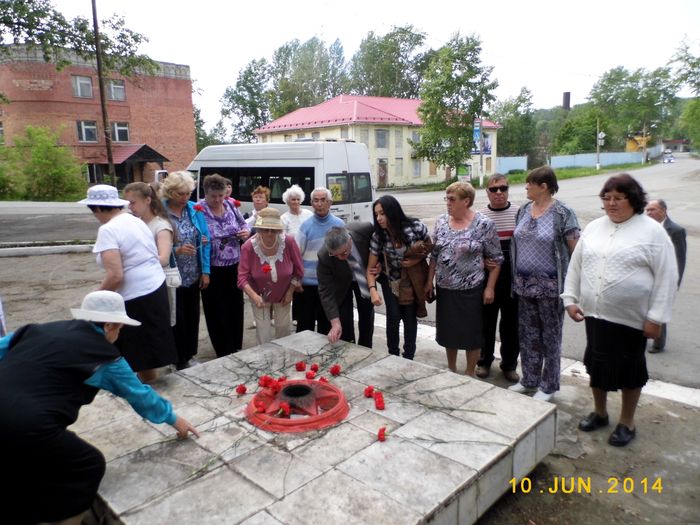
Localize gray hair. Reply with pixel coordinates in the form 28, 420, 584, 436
324, 227, 350, 253
282, 184, 305, 204
486, 173, 507, 185
160, 170, 195, 201
651, 198, 668, 211
311, 187, 332, 201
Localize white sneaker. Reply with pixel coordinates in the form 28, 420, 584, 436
508, 382, 537, 394
533, 389, 554, 402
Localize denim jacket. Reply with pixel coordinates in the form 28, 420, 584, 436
512, 199, 579, 294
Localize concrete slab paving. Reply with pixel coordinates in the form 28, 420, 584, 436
74, 331, 557, 524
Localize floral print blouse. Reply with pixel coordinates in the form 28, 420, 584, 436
431, 213, 503, 291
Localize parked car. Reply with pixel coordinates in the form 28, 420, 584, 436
663, 151, 675, 163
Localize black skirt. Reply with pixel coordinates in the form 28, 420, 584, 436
435, 285, 483, 350
584, 317, 648, 391
117, 281, 177, 371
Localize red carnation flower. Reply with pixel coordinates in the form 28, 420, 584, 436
330, 364, 341, 376
258, 375, 274, 388
278, 402, 291, 416
318, 376, 329, 383
235, 384, 247, 395
378, 426, 387, 442
254, 400, 266, 413
310, 363, 319, 372
277, 375, 287, 383
305, 370, 316, 380
269, 380, 282, 395
233, 199, 241, 207
363, 385, 375, 398
373, 391, 385, 410
295, 361, 307, 371
193, 204, 204, 212
262, 263, 272, 274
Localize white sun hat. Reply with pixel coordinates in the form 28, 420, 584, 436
78, 184, 130, 207
71, 291, 141, 326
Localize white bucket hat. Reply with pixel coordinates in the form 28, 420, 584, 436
78, 184, 130, 207
71, 291, 141, 326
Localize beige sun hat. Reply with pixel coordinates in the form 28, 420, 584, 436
71, 291, 141, 326
254, 207, 285, 230
78, 184, 130, 207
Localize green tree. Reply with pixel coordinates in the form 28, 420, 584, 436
552, 104, 609, 154
412, 34, 497, 170
194, 106, 223, 151
349, 25, 429, 98
0, 0, 157, 80
327, 39, 350, 97
680, 98, 700, 148
6, 126, 86, 201
220, 58, 271, 142
672, 39, 700, 95
588, 66, 679, 145
488, 87, 536, 156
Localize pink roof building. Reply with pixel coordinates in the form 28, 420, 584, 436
255, 95, 500, 188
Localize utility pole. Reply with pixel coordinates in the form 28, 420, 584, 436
596, 119, 605, 171
641, 122, 647, 165
478, 117, 484, 187
92, 0, 116, 186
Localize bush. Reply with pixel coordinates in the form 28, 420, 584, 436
9, 126, 87, 201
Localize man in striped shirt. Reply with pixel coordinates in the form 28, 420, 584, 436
477, 174, 520, 383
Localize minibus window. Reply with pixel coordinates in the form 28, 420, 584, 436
327, 174, 350, 204
352, 173, 373, 203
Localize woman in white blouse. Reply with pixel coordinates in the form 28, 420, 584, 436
281, 184, 313, 237
562, 174, 678, 447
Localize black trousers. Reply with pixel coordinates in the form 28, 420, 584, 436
295, 285, 331, 335
201, 264, 244, 357
338, 282, 374, 348
173, 281, 201, 365
479, 269, 519, 371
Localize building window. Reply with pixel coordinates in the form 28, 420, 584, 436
394, 129, 403, 155
359, 128, 369, 145
107, 79, 125, 101
375, 129, 389, 149
297, 133, 305, 139
340, 127, 349, 139
429, 162, 437, 177
111, 122, 129, 142
412, 160, 421, 178
312, 131, 320, 140
71, 75, 93, 98
394, 158, 403, 178
77, 121, 98, 142
284, 134, 292, 142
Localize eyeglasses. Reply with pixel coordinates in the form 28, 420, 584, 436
330, 243, 351, 258
175, 190, 192, 197
443, 196, 460, 202
488, 185, 509, 193
601, 196, 628, 203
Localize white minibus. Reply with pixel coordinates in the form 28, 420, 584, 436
187, 140, 375, 223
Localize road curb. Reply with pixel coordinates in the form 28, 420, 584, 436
0, 244, 93, 257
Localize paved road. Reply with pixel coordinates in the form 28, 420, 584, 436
1, 154, 698, 387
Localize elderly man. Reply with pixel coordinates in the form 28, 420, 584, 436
645, 198, 687, 352
318, 224, 375, 347
476, 174, 520, 383
295, 187, 345, 335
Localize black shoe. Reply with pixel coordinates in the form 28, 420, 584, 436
648, 345, 665, 354
578, 412, 609, 432
608, 424, 636, 447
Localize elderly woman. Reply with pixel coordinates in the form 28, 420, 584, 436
563, 175, 677, 446
161, 171, 211, 370
245, 185, 272, 229
238, 207, 304, 344
367, 195, 431, 360
281, 184, 313, 237
124, 182, 178, 325
80, 185, 176, 383
425, 182, 503, 376
509, 166, 580, 402
198, 174, 250, 356
0, 290, 198, 525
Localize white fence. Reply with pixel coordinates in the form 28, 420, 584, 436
496, 156, 527, 174
498, 145, 665, 172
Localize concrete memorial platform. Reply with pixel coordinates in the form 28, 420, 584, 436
73, 331, 556, 525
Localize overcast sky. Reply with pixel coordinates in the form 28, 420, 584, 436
58, 0, 699, 128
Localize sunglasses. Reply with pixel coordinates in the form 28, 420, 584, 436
488, 185, 509, 193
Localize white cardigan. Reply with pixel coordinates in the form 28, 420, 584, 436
562, 213, 678, 330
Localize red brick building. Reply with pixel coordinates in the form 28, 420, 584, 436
0, 45, 196, 185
